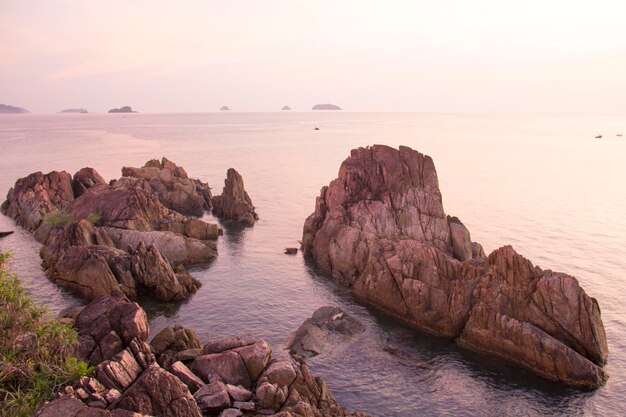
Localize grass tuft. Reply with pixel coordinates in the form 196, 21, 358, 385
0, 251, 92, 416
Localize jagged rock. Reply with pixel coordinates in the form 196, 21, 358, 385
0, 170, 74, 240
114, 364, 202, 417
302, 144, 608, 388
40, 220, 201, 302
75, 290, 149, 366
170, 361, 205, 393
212, 168, 258, 225
73, 167, 107, 198
120, 157, 212, 216
225, 384, 253, 402
150, 324, 202, 368
287, 306, 365, 358
193, 381, 231, 413
233, 340, 272, 382
103, 226, 217, 266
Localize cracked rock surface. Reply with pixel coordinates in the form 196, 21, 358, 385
302, 144, 608, 388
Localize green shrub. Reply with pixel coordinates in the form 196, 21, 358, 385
0, 252, 89, 416
42, 211, 75, 229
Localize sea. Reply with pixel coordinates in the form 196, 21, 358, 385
0, 112, 624, 416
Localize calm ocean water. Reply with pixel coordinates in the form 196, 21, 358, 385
0, 112, 624, 416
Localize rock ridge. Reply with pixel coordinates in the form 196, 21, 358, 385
302, 144, 608, 388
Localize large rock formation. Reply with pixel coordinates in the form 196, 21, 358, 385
119, 157, 212, 216
212, 168, 258, 226
0, 103, 29, 113
2, 160, 220, 302
39, 290, 369, 417
302, 145, 608, 388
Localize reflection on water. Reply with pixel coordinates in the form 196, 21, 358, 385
0, 112, 625, 416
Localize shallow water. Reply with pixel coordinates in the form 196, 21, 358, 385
1, 112, 625, 416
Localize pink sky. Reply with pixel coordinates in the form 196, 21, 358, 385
1, 0, 625, 113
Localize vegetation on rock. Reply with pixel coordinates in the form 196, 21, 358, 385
0, 252, 92, 417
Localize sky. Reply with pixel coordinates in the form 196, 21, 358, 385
1, 0, 626, 114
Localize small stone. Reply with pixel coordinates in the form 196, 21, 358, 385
233, 401, 255, 411
285, 247, 298, 255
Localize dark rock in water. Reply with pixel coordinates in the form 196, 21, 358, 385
287, 306, 365, 358
0, 103, 29, 113
108, 106, 136, 113
302, 144, 608, 388
59, 108, 88, 114
212, 168, 258, 226
284, 247, 298, 255
314, 127, 320, 130
0, 231, 13, 238
595, 135, 602, 139
312, 103, 342, 110
220, 106, 231, 111
281, 106, 292, 110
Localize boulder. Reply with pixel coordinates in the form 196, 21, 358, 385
170, 361, 205, 393
191, 351, 251, 388
150, 324, 202, 368
212, 168, 258, 225
73, 167, 107, 198
302, 145, 608, 388
1, 170, 74, 240
193, 381, 231, 413
287, 306, 365, 358
75, 289, 149, 366
113, 364, 202, 417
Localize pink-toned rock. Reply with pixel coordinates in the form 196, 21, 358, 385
1, 170, 74, 240
233, 340, 272, 382
192, 351, 252, 388
302, 145, 608, 387
73, 167, 106, 197
170, 361, 205, 394
212, 168, 258, 225
193, 381, 231, 414
114, 364, 202, 417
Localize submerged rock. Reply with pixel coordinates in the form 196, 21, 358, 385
212, 168, 258, 226
287, 306, 365, 358
302, 144, 608, 388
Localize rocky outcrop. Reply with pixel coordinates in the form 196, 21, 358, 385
302, 145, 608, 388
287, 306, 365, 358
3, 161, 219, 303
212, 168, 258, 226
73, 167, 107, 197
119, 157, 213, 216
0, 170, 74, 240
40, 288, 368, 417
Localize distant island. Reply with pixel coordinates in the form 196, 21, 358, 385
220, 106, 231, 111
282, 106, 292, 110
108, 106, 136, 113
0, 104, 29, 114
59, 108, 88, 114
312, 103, 342, 110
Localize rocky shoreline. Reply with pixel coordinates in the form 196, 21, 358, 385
302, 145, 608, 388
1, 158, 257, 304
33, 290, 369, 417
